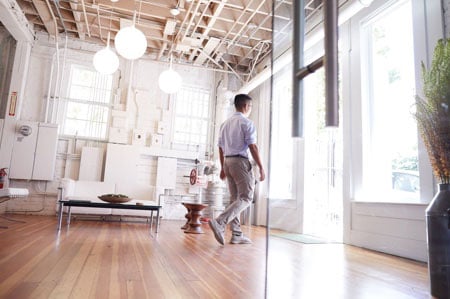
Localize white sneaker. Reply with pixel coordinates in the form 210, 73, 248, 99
209, 219, 225, 245
230, 234, 252, 244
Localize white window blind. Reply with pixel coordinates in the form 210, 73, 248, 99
173, 86, 211, 147
361, 0, 419, 202
61, 65, 113, 140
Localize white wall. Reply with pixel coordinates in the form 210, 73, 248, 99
0, 30, 228, 217
259, 0, 444, 262
342, 0, 444, 262
2, 0, 444, 263
349, 202, 427, 261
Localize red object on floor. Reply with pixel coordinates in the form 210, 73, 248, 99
200, 217, 210, 223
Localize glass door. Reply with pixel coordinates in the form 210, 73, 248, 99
303, 66, 343, 241
267, 2, 344, 297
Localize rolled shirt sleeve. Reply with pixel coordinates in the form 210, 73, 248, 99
243, 120, 256, 146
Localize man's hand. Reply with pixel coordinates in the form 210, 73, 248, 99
259, 168, 265, 182
220, 169, 226, 180
248, 143, 265, 182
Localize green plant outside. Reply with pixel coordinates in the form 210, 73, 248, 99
415, 39, 450, 184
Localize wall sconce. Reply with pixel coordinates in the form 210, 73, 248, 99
19, 125, 32, 136
93, 32, 119, 74
224, 90, 234, 101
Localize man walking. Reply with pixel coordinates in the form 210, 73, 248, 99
209, 94, 265, 245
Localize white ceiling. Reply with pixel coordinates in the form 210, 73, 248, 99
8, 0, 332, 81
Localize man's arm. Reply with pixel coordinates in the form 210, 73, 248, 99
218, 147, 226, 180
248, 143, 265, 181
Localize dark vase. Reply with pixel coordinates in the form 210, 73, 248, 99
426, 183, 450, 298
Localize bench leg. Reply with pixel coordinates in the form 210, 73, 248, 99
57, 201, 64, 230
149, 211, 154, 235
67, 207, 72, 227
156, 208, 160, 233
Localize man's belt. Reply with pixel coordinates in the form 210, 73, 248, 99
225, 155, 248, 159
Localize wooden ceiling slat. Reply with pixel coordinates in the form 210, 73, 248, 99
15, 0, 290, 79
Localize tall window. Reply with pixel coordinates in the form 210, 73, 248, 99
361, 0, 419, 202
303, 65, 343, 241
173, 86, 211, 147
270, 65, 294, 199
62, 65, 114, 139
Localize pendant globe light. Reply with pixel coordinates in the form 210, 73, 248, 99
115, 12, 147, 60
93, 32, 119, 74
158, 54, 182, 94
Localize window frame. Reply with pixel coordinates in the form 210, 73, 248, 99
58, 64, 116, 141
171, 85, 213, 153
269, 63, 295, 200
350, 0, 434, 203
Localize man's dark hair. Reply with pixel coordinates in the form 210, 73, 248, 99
234, 94, 252, 109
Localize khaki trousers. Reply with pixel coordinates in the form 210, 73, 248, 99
217, 157, 255, 234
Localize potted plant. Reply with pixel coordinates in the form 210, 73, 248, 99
415, 38, 450, 299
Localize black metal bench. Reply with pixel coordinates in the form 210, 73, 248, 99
57, 200, 162, 235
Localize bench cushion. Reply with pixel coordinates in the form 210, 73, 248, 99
62, 180, 115, 215
59, 179, 160, 217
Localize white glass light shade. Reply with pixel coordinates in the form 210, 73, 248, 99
115, 26, 147, 60
170, 7, 180, 16
224, 90, 234, 100
158, 68, 182, 94
93, 46, 119, 74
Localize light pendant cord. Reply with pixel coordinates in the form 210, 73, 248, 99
137, 0, 143, 24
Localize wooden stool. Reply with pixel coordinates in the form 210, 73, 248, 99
182, 202, 208, 234
181, 205, 192, 230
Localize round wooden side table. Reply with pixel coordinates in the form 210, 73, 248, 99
182, 202, 208, 234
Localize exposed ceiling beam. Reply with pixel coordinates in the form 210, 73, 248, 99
31, 0, 57, 37
14, 0, 278, 81
69, 0, 86, 40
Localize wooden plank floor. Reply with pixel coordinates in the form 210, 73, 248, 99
0, 214, 430, 299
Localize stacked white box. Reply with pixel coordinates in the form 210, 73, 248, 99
109, 127, 129, 144
132, 129, 146, 146
157, 121, 168, 135
150, 134, 163, 147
